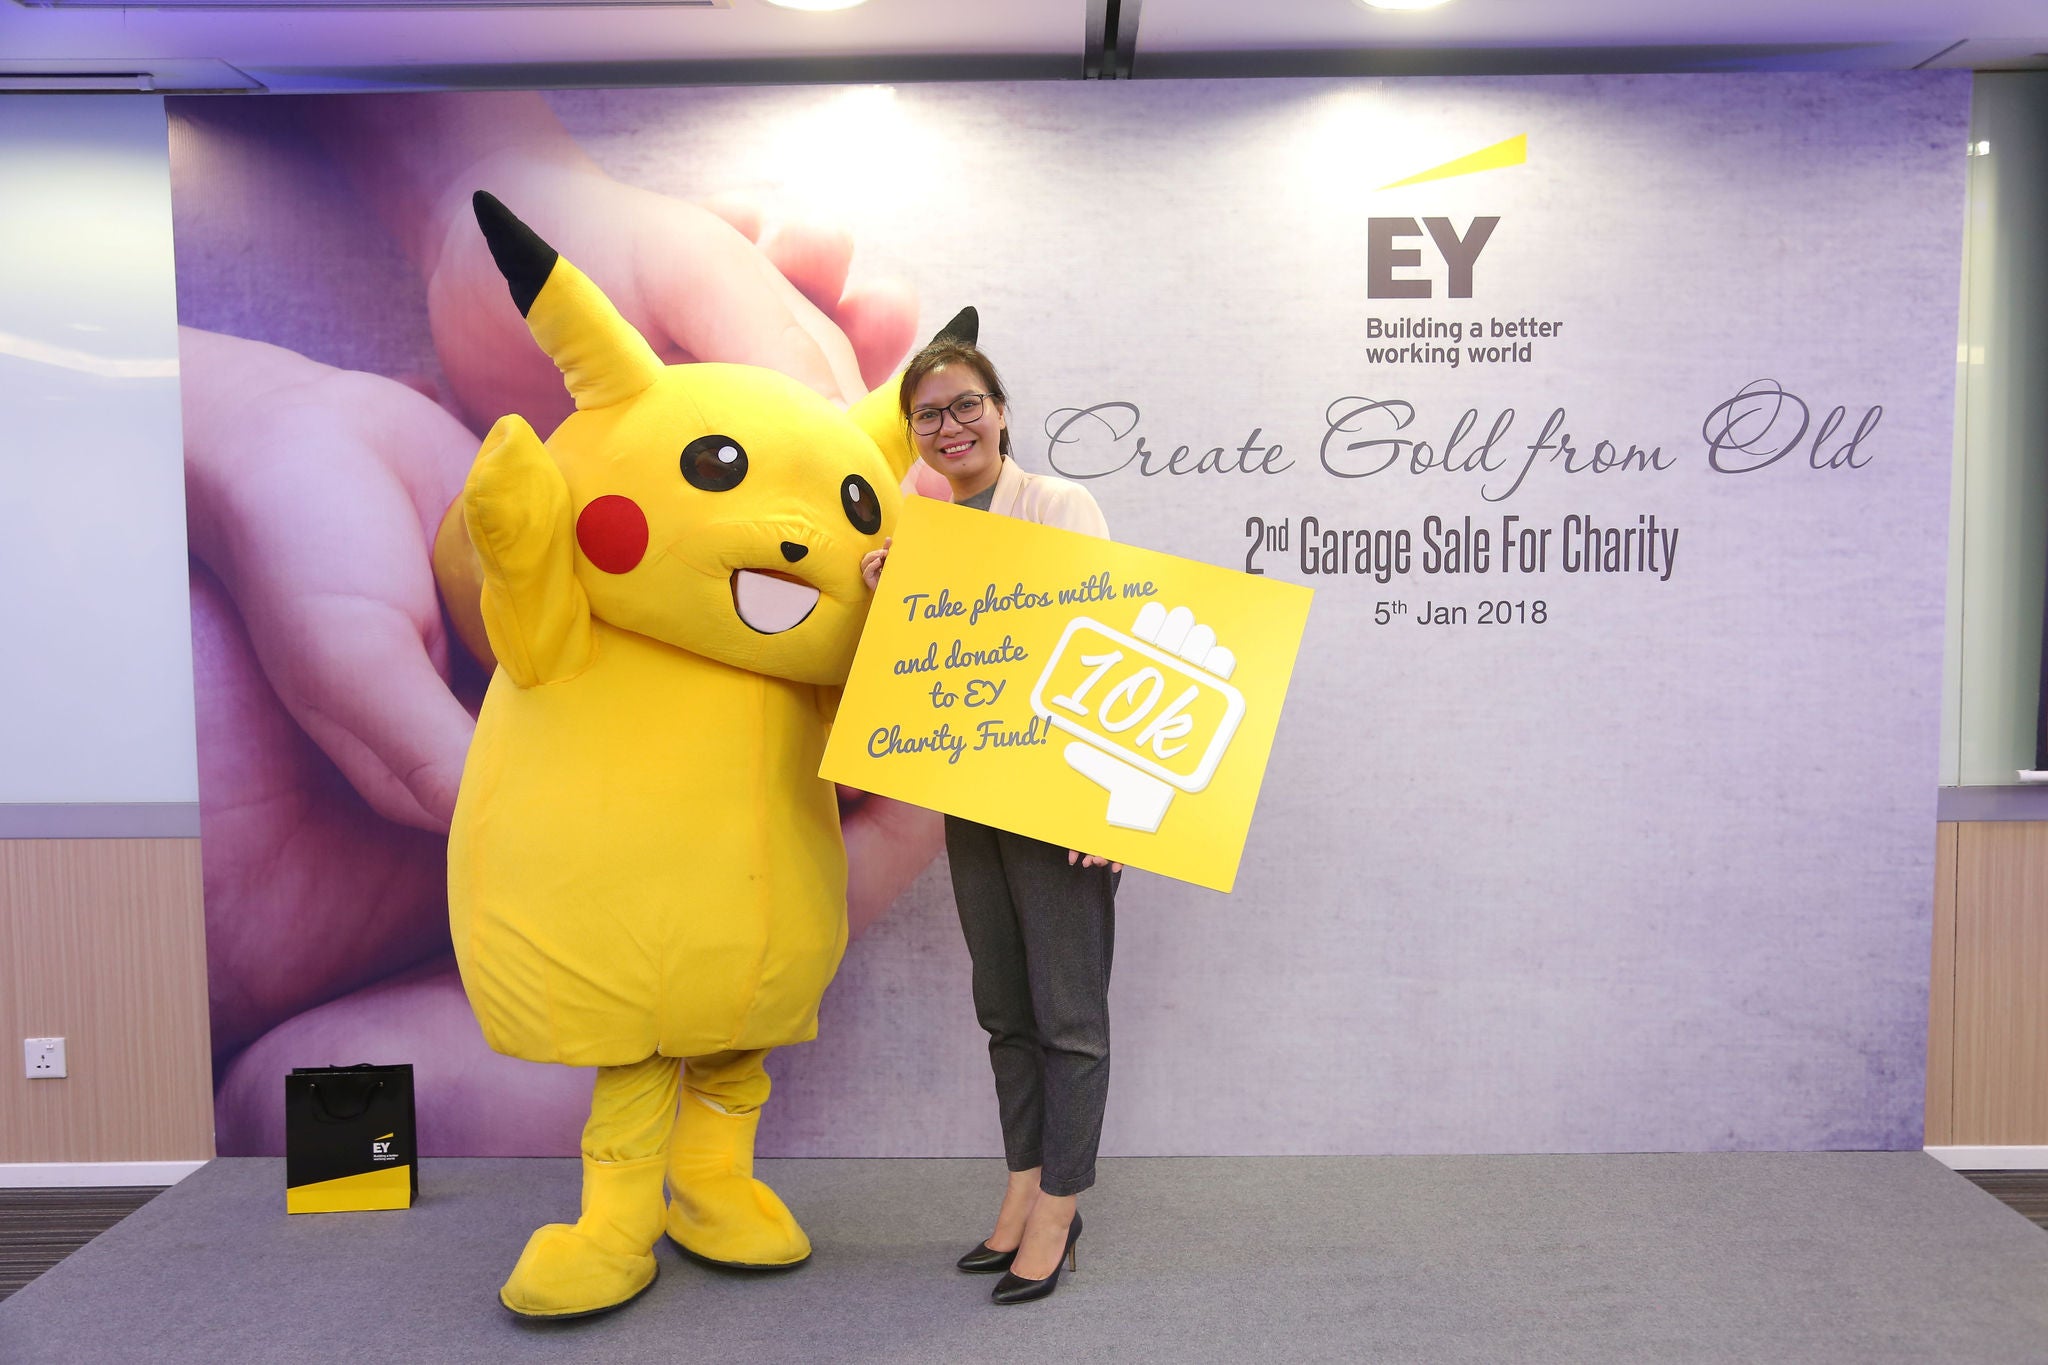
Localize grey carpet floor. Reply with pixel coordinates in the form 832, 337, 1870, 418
2, 1154, 2046, 1364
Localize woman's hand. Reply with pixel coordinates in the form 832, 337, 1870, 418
1067, 850, 1124, 873
860, 536, 892, 593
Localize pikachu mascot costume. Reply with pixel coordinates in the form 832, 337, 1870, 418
440, 193, 951, 1318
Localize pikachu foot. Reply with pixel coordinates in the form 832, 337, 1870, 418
499, 1153, 666, 1319
665, 1098, 811, 1270
666, 1177, 812, 1270
498, 1222, 659, 1319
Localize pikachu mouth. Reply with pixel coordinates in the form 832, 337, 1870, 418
732, 569, 820, 635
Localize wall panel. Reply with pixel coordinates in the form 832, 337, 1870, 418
0, 839, 212, 1163
1950, 821, 2048, 1143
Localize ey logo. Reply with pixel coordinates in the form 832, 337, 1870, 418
1030, 602, 1247, 833
1366, 133, 1525, 300
1368, 217, 1499, 299
372, 1132, 397, 1161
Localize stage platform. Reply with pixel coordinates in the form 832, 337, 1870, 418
3, 1154, 2045, 1363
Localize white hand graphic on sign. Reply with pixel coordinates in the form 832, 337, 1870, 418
1029, 603, 1248, 834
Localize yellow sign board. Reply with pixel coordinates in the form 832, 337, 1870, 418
822, 498, 1313, 892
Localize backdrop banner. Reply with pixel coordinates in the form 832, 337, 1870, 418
169, 71, 1968, 1157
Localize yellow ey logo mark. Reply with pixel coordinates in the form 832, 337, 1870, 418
1379, 134, 1528, 191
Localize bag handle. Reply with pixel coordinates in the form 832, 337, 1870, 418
306, 1079, 384, 1123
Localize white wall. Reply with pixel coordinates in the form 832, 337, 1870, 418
1946, 74, 2048, 787
0, 96, 197, 808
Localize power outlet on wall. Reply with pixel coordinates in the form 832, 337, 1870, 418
24, 1037, 67, 1079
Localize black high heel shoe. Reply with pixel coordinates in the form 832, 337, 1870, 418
990, 1214, 1081, 1305
956, 1241, 1018, 1274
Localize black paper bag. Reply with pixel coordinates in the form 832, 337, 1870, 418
284, 1063, 418, 1213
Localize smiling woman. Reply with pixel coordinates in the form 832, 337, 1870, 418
854, 322, 1121, 1304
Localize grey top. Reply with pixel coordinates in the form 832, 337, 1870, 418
956, 481, 998, 512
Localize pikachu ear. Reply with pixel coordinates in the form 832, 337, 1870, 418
473, 191, 663, 411
848, 383, 916, 483
846, 306, 983, 483
934, 306, 978, 346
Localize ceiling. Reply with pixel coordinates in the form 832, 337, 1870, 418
1, 0, 2044, 95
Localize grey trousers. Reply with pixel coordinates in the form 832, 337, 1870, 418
945, 815, 1118, 1197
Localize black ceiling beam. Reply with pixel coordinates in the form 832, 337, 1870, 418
1084, 0, 1139, 80
1135, 41, 1928, 80
231, 52, 1076, 92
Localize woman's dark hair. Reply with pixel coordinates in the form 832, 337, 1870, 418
899, 339, 1011, 456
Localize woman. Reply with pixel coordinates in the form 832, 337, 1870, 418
860, 328, 1119, 1306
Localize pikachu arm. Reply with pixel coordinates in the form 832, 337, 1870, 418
461, 414, 595, 688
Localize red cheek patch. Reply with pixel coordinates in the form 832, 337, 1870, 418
576, 495, 649, 574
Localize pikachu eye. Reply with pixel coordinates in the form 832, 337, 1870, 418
841, 474, 882, 535
681, 435, 748, 492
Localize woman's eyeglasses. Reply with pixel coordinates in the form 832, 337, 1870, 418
910, 392, 993, 435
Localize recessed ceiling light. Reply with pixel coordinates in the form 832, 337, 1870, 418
762, 0, 869, 10
1357, 0, 1455, 10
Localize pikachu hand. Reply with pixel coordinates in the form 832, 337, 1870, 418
462, 415, 569, 565
462, 415, 593, 688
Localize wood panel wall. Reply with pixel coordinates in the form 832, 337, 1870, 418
1930, 820, 2048, 1146
0, 839, 213, 1163
0, 824, 2037, 1160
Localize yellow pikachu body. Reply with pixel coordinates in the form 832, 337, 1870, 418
446, 211, 916, 1066
440, 195, 944, 1316
448, 363, 904, 1064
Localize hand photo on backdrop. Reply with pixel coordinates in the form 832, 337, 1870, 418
175, 91, 946, 1157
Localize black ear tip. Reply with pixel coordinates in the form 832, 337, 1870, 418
471, 191, 521, 246
936, 306, 979, 346
471, 192, 558, 320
